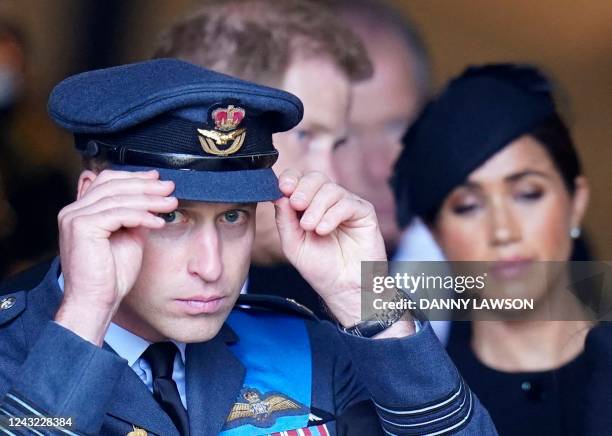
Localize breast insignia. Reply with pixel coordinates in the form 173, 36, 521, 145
225, 387, 308, 430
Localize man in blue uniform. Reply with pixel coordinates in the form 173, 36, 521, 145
0, 59, 496, 435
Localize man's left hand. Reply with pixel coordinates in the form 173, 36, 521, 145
274, 170, 387, 327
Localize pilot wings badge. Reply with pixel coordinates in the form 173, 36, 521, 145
197, 105, 247, 156
224, 387, 308, 430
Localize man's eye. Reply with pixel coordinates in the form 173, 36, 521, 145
158, 210, 185, 224
296, 130, 312, 143
333, 137, 348, 150
222, 210, 246, 224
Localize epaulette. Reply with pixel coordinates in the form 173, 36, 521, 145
0, 260, 53, 325
235, 294, 319, 321
0, 290, 26, 326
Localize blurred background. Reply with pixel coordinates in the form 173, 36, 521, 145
0, 0, 610, 277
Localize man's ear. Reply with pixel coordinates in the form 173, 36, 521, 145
76, 170, 98, 200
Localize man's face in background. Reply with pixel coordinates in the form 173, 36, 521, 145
333, 30, 421, 253
149, 2, 370, 265
253, 55, 351, 263
274, 55, 351, 179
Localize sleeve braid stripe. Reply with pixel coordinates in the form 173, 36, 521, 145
0, 423, 18, 436
373, 379, 463, 415
3, 394, 80, 436
0, 407, 45, 435
379, 392, 473, 436
377, 386, 469, 428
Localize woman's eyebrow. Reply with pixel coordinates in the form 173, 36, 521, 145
505, 169, 551, 183
460, 169, 551, 190
455, 181, 482, 192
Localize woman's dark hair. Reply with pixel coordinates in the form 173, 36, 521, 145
422, 112, 593, 264
400, 64, 587, 227
421, 113, 583, 226
528, 113, 582, 194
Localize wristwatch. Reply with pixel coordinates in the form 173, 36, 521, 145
341, 291, 412, 338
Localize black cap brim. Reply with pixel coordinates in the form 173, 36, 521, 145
113, 164, 282, 203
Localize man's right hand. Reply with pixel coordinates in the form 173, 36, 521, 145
54, 169, 177, 346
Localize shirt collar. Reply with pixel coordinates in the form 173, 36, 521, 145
106, 322, 151, 367
57, 273, 187, 365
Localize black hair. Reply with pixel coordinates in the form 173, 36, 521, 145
529, 113, 582, 194
422, 113, 583, 226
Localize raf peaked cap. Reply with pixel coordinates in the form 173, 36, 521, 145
48, 58, 304, 202
391, 64, 557, 226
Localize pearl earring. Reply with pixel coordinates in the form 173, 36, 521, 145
570, 227, 581, 239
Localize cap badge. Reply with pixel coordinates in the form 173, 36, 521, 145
197, 105, 246, 156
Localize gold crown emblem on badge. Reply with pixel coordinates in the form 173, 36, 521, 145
197, 105, 247, 156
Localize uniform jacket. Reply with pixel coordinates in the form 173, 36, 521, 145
0, 259, 497, 435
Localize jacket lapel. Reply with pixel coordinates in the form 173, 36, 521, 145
22, 259, 245, 435
185, 324, 245, 435
105, 357, 180, 436
21, 259, 179, 435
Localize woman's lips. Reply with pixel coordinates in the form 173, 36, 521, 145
490, 258, 535, 280
174, 296, 226, 314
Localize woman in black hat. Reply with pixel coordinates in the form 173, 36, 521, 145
392, 64, 600, 435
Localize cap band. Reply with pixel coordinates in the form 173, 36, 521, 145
85, 140, 278, 171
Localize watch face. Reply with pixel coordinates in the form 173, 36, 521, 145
344, 291, 411, 338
